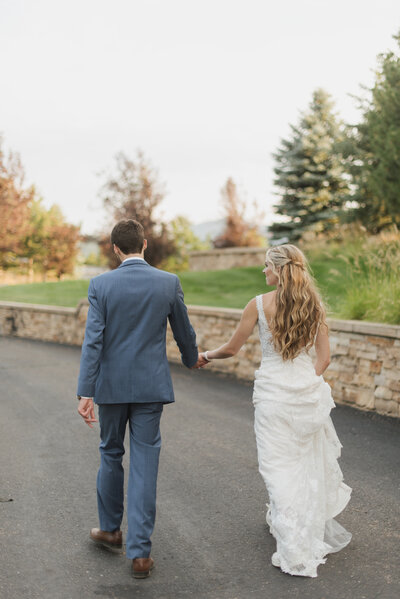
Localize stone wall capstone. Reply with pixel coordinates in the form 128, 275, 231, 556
0, 299, 399, 418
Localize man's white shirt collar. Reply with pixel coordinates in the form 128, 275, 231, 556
122, 257, 145, 263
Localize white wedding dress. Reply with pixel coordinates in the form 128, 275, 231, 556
253, 295, 352, 577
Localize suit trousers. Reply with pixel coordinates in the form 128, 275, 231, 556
96, 402, 163, 559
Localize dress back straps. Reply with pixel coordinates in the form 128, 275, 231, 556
256, 294, 267, 326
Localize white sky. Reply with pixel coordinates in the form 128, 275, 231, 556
1, 0, 400, 234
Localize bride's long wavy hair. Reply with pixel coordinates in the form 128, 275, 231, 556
265, 244, 327, 361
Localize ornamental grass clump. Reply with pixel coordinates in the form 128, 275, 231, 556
338, 228, 400, 324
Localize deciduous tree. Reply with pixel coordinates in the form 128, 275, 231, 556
99, 151, 175, 267
22, 200, 80, 279
0, 137, 34, 267
162, 216, 209, 271
213, 178, 264, 248
39, 205, 80, 279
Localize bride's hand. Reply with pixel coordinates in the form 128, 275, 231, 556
192, 353, 210, 368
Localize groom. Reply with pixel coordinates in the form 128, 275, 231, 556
77, 219, 199, 578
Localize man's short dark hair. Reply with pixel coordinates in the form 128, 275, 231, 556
111, 220, 145, 254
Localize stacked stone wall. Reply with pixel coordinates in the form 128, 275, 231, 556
0, 300, 399, 418
0, 300, 87, 346
189, 248, 267, 271
326, 321, 400, 417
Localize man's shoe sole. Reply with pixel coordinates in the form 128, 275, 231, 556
132, 564, 154, 579
90, 536, 123, 552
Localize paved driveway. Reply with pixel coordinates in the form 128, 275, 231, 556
0, 337, 399, 599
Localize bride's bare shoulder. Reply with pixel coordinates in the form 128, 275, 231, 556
244, 297, 258, 312
240, 297, 258, 323
262, 290, 277, 304
246, 291, 276, 314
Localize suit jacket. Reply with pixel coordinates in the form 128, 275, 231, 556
77, 259, 198, 404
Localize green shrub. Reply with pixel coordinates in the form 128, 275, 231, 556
336, 233, 400, 324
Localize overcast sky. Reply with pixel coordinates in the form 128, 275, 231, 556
1, 0, 400, 234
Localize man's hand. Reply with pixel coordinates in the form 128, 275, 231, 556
78, 398, 97, 428
192, 353, 210, 369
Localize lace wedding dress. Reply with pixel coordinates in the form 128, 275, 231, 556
253, 295, 352, 577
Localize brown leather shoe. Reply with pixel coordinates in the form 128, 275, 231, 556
90, 528, 122, 550
132, 557, 154, 579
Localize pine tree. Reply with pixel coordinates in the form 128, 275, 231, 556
270, 89, 349, 241
348, 32, 400, 232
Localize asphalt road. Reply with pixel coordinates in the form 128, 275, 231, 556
0, 337, 399, 599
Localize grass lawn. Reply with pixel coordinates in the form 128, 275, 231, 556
0, 257, 350, 317
180, 258, 349, 314
2, 232, 398, 323
0, 279, 91, 308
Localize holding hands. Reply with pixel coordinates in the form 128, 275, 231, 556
192, 352, 212, 369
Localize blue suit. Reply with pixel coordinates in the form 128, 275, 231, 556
77, 258, 198, 558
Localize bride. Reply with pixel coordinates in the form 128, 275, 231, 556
199, 244, 352, 577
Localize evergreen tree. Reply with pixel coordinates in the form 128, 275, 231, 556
348, 32, 400, 231
270, 89, 349, 241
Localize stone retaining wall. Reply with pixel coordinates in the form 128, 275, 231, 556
0, 300, 399, 418
189, 247, 267, 271
0, 300, 87, 346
